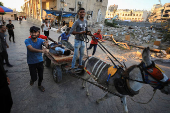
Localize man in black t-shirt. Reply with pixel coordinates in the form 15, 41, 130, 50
0, 25, 13, 112
62, 19, 65, 26
6, 20, 15, 43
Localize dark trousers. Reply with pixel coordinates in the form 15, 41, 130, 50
1, 51, 10, 65
8, 30, 15, 42
0, 53, 13, 113
28, 62, 44, 86
44, 31, 49, 37
87, 44, 97, 55
0, 86, 13, 113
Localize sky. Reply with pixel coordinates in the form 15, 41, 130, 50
108, 0, 170, 11
0, 0, 169, 11
0, 0, 25, 11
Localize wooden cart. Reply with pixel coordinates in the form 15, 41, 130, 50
43, 48, 74, 83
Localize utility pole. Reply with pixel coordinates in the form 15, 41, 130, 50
60, 0, 65, 25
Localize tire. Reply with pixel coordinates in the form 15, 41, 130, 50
52, 65, 62, 83
43, 54, 51, 67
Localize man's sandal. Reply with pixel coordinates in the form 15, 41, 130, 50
38, 86, 45, 92
30, 80, 34, 86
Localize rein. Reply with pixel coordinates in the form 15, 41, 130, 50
67, 71, 123, 98
130, 90, 157, 104
122, 62, 169, 88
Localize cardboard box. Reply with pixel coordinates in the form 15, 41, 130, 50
154, 41, 161, 46
125, 35, 130, 41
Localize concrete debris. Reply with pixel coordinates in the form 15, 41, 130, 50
166, 55, 170, 59
161, 50, 167, 55
90, 23, 169, 61
153, 45, 159, 49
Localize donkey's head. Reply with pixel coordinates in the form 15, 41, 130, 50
142, 47, 170, 95
142, 47, 152, 67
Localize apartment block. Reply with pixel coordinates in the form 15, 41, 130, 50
105, 9, 150, 22
148, 3, 170, 22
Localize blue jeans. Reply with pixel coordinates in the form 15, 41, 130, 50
71, 39, 85, 68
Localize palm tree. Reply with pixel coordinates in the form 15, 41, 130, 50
0, 2, 4, 6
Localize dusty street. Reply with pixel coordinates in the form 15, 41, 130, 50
5, 20, 170, 113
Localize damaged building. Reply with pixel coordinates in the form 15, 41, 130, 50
148, 3, 170, 22
105, 8, 150, 22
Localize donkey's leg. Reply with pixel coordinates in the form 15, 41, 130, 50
86, 81, 90, 96
121, 96, 128, 113
96, 93, 112, 104
82, 80, 86, 88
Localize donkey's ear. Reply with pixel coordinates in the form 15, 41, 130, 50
142, 47, 150, 58
142, 47, 151, 65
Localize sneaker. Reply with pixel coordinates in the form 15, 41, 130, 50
6, 64, 13, 67
78, 65, 84, 69
13, 41, 15, 43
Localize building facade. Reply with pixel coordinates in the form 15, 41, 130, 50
24, 0, 108, 26
108, 4, 118, 12
148, 3, 170, 22
105, 9, 149, 22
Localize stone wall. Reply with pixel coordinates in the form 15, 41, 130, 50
27, 18, 41, 26
115, 21, 162, 27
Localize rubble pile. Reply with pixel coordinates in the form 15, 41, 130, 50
90, 24, 170, 62
101, 25, 163, 47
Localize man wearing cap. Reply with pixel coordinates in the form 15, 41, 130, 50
24, 26, 47, 92
58, 28, 74, 51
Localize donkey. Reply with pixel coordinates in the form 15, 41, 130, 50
80, 47, 170, 113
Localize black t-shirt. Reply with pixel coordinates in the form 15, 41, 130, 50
6, 24, 14, 31
62, 21, 65, 26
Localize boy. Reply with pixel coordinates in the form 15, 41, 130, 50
49, 43, 71, 56
41, 19, 51, 37
69, 8, 90, 73
24, 26, 47, 92
87, 29, 102, 55
58, 28, 74, 51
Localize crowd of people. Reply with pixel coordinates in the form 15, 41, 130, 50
0, 7, 103, 113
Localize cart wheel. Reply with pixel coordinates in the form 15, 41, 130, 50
43, 54, 51, 67
52, 65, 62, 83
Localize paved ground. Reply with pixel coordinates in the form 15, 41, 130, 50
4, 20, 170, 113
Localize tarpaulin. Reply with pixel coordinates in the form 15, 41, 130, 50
44, 10, 77, 17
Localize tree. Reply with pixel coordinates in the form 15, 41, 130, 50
0, 2, 4, 6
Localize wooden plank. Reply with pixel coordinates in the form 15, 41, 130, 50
104, 35, 112, 36
48, 52, 73, 61
128, 44, 161, 53
112, 37, 130, 50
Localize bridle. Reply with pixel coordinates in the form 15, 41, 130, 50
122, 61, 170, 91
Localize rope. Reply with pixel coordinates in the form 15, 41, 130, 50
130, 90, 157, 104
89, 33, 124, 67
67, 71, 123, 98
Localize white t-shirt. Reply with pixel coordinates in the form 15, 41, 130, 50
43, 23, 50, 31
